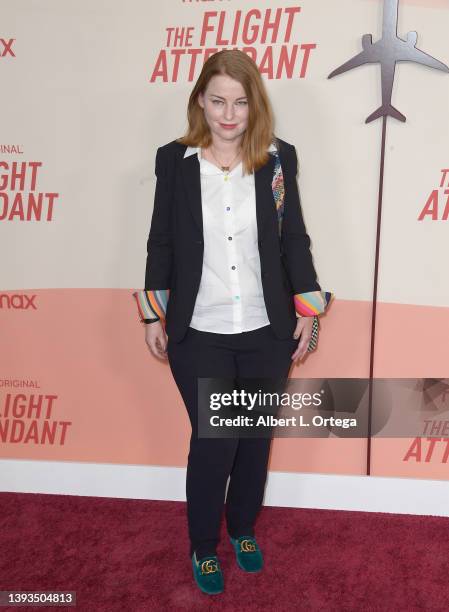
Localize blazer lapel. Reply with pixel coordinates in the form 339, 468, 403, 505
254, 153, 276, 239
181, 147, 276, 238
181, 152, 203, 234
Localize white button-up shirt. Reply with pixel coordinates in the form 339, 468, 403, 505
184, 143, 276, 334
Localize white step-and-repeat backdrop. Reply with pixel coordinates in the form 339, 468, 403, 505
1, 0, 449, 487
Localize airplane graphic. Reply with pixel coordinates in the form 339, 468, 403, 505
328, 0, 449, 123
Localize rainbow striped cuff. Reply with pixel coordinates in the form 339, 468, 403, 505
132, 289, 169, 322
294, 291, 334, 317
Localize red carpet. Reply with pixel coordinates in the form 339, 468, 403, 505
1, 491, 449, 611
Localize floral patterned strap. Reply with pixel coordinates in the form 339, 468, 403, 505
270, 145, 285, 237
132, 289, 169, 323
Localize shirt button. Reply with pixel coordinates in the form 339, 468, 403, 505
235, 295, 240, 300
226, 206, 231, 211
231, 266, 236, 270
228, 236, 232, 241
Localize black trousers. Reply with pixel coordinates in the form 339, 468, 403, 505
167, 323, 297, 559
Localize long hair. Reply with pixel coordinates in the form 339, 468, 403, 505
177, 50, 276, 175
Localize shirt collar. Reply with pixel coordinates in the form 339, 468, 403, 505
183, 141, 277, 158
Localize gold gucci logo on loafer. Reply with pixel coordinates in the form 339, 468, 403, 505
240, 539, 256, 552
201, 559, 219, 574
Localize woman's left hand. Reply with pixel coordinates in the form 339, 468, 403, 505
291, 316, 313, 362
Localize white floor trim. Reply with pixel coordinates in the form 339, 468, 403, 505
1, 459, 449, 517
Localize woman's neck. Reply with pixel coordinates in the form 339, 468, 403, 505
208, 136, 242, 159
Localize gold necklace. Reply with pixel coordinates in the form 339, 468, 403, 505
208, 146, 242, 173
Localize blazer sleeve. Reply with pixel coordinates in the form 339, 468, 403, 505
280, 144, 321, 294
132, 146, 173, 324
144, 146, 174, 289
280, 144, 334, 318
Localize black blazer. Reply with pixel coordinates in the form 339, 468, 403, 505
144, 136, 321, 343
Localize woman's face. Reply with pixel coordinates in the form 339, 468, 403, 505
198, 73, 249, 144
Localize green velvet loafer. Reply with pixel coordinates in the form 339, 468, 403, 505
191, 551, 224, 595
229, 535, 263, 572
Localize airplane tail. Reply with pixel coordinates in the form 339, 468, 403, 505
366, 104, 406, 123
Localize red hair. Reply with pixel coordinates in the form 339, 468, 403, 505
177, 50, 276, 175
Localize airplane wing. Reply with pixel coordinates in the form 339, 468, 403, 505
328, 49, 375, 78
398, 46, 449, 72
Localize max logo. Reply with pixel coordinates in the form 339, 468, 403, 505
0, 294, 37, 310
0, 39, 15, 57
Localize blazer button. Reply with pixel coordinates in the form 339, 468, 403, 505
195, 239, 203, 245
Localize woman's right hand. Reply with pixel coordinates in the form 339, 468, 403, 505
145, 320, 168, 360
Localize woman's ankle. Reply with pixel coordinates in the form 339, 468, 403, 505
193, 546, 218, 559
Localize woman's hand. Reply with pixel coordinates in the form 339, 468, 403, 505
291, 316, 313, 362
145, 320, 168, 360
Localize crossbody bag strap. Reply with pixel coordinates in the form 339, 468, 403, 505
269, 139, 285, 238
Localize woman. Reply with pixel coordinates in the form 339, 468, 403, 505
133, 50, 332, 595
